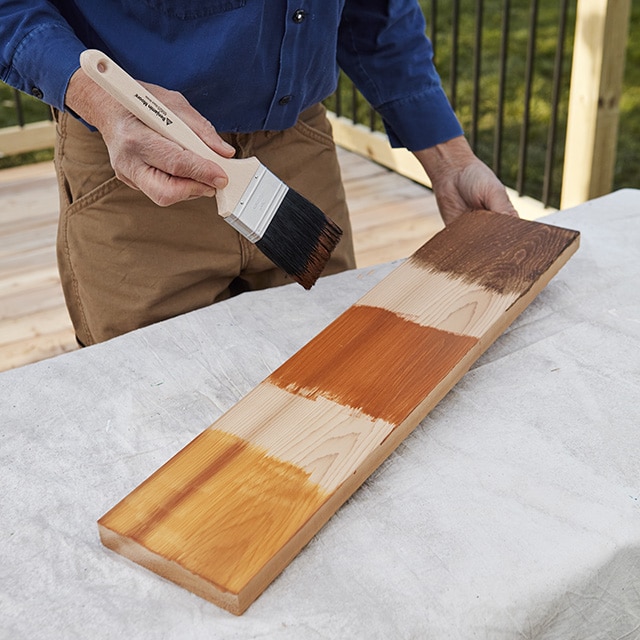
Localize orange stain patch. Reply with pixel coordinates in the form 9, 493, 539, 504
268, 305, 479, 425
99, 429, 329, 595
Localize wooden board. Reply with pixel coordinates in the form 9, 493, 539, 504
98, 211, 580, 614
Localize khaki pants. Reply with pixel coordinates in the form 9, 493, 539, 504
53, 103, 356, 345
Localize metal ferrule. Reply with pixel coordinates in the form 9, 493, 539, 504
225, 166, 288, 243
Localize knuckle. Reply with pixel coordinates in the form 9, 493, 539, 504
166, 89, 187, 108
164, 150, 193, 177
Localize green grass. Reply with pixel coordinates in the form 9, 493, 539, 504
0, 149, 54, 170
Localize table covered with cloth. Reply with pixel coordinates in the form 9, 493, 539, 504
2, 190, 639, 639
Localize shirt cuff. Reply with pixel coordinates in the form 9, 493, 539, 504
10, 22, 85, 111
377, 85, 464, 151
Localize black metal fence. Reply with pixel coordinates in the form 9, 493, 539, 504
328, 0, 577, 208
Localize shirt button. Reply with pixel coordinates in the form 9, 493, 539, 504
278, 95, 293, 105
31, 86, 44, 99
292, 9, 307, 23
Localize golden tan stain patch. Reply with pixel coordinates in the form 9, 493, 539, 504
268, 305, 479, 425
99, 429, 329, 595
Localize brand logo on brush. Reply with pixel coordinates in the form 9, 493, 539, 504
134, 93, 173, 125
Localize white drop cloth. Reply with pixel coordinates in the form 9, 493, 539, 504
2, 190, 639, 639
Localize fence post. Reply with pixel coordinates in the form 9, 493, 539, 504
560, 0, 631, 209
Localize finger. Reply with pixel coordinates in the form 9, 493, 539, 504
157, 146, 229, 188
486, 187, 519, 218
141, 83, 236, 159
174, 107, 236, 159
131, 134, 229, 188
105, 109, 229, 205
188, 117, 236, 159
435, 192, 470, 226
112, 139, 223, 206
129, 165, 218, 207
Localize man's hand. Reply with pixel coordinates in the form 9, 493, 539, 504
65, 68, 236, 207
414, 135, 518, 225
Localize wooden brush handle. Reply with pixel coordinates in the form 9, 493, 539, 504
79, 48, 258, 216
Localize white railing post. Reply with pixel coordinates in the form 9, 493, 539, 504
561, 0, 631, 209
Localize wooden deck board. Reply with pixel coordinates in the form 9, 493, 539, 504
0, 148, 443, 372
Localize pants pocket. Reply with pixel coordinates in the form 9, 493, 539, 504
293, 103, 336, 150
54, 111, 118, 211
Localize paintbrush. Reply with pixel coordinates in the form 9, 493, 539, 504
79, 49, 342, 289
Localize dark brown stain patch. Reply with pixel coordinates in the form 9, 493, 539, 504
268, 305, 478, 425
410, 210, 580, 295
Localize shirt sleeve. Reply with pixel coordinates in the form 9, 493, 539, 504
337, 0, 463, 151
0, 2, 86, 110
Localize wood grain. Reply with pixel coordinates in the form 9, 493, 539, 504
100, 429, 328, 597
269, 305, 478, 425
356, 264, 520, 338
99, 211, 580, 614
410, 210, 580, 295
214, 385, 396, 491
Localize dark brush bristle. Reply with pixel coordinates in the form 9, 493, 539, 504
255, 189, 343, 289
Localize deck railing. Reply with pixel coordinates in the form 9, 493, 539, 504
0, 85, 54, 159
328, 0, 630, 210
0, 0, 631, 210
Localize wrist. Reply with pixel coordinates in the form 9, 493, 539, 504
65, 68, 120, 131
414, 135, 476, 183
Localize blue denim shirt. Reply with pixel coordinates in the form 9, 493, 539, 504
0, 1, 463, 150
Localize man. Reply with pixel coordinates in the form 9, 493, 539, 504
1, 1, 517, 346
